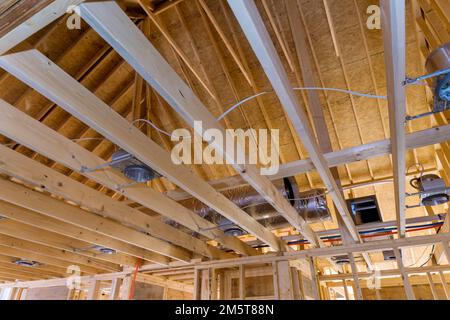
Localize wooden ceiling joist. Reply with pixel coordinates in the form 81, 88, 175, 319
0, 233, 115, 273
0, 47, 280, 252
0, 218, 122, 271
0, 177, 191, 263
0, 245, 100, 275
0, 142, 231, 260
0, 201, 141, 267
381, 0, 407, 237
77, 1, 317, 248
227, 0, 359, 241
0, 96, 254, 257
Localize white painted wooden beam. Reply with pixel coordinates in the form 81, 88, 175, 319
77, 1, 318, 247
381, 0, 407, 237
227, 0, 359, 241
0, 0, 84, 55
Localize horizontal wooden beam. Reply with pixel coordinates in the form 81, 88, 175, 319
0, 219, 121, 272
0, 233, 114, 273
0, 142, 231, 260
0, 48, 279, 251
319, 264, 450, 281
0, 178, 190, 264
190, 232, 450, 270
0, 96, 254, 257
0, 201, 140, 267
0, 268, 193, 292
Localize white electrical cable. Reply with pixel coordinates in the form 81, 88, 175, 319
217, 87, 386, 122
130, 119, 173, 137
132, 87, 386, 134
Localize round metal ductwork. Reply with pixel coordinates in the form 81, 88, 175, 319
425, 43, 450, 112
14, 260, 40, 268
111, 149, 159, 183
332, 255, 350, 265
425, 43, 450, 83
410, 174, 450, 206
223, 227, 246, 237
123, 165, 156, 183
92, 245, 117, 255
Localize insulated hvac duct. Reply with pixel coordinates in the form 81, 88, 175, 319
425, 43, 450, 110
180, 178, 330, 235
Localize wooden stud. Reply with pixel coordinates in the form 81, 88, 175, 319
342, 279, 350, 300
86, 280, 100, 300
239, 265, 245, 300
109, 278, 122, 300
200, 269, 210, 300
193, 268, 201, 300
308, 257, 320, 300
348, 253, 363, 300
438, 271, 450, 300
426, 272, 439, 300
393, 248, 416, 300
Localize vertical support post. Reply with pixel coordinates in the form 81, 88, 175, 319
66, 288, 75, 300
375, 289, 382, 300
308, 257, 320, 300
86, 280, 100, 301
272, 262, 280, 300
342, 279, 350, 300
393, 248, 416, 300
200, 269, 211, 300
438, 271, 450, 300
193, 268, 201, 300
275, 261, 293, 300
426, 272, 439, 300
441, 241, 450, 263
8, 287, 18, 300
119, 275, 132, 300
211, 268, 218, 300
348, 253, 363, 300
291, 267, 303, 300
239, 265, 245, 300
109, 278, 122, 300
218, 271, 226, 300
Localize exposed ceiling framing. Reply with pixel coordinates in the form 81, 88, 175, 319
0, 0, 448, 299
